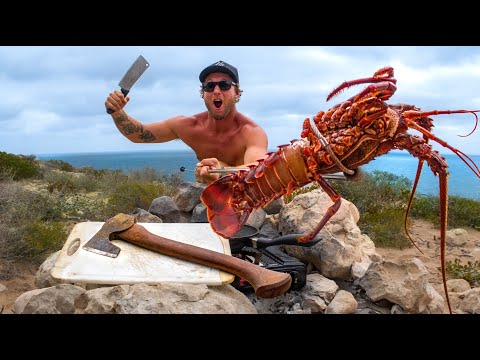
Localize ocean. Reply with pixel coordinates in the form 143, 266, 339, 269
36, 150, 480, 201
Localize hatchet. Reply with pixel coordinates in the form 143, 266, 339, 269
106, 55, 150, 114
82, 213, 292, 298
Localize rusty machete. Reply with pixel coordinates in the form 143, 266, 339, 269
106, 55, 150, 114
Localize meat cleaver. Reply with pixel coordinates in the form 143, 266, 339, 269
106, 55, 150, 114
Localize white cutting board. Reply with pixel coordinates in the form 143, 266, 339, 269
51, 222, 234, 285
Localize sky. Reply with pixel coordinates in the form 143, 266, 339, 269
1, 46, 480, 157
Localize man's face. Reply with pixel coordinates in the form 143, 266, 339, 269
202, 72, 237, 120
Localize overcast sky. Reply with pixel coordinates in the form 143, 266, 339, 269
2, 46, 480, 157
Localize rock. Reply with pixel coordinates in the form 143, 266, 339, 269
263, 197, 284, 215
325, 290, 358, 314
131, 208, 162, 223
13, 284, 85, 314
358, 257, 444, 314
245, 207, 267, 230
35, 251, 62, 289
173, 182, 206, 212
446, 228, 468, 247
279, 189, 377, 280
447, 279, 471, 293
149, 196, 181, 223
191, 203, 208, 223
457, 288, 480, 314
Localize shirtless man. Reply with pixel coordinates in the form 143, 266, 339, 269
105, 60, 268, 184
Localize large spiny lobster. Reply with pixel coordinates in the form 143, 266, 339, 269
200, 66, 480, 314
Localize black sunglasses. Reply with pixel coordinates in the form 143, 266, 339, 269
201, 80, 237, 92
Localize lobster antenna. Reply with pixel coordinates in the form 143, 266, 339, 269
404, 160, 425, 254
457, 111, 478, 137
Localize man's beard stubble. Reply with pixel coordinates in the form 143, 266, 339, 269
206, 98, 235, 121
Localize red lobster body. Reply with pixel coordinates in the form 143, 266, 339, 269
201, 66, 480, 313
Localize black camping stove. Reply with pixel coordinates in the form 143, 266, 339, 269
231, 244, 307, 293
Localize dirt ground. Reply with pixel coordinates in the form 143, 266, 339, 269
376, 219, 480, 288
1, 219, 479, 314
0, 260, 38, 314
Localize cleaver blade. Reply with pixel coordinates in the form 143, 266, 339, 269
106, 55, 150, 114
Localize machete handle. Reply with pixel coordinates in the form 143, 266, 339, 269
106, 88, 130, 115
117, 223, 292, 298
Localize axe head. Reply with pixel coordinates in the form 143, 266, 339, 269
82, 213, 136, 258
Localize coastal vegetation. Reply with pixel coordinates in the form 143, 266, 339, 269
1, 151, 479, 284
0, 152, 181, 278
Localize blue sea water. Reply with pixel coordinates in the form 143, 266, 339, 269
36, 150, 480, 201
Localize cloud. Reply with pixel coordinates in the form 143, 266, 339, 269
0, 46, 479, 155
7, 109, 61, 134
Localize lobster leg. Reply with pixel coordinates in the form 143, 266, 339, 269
398, 109, 480, 314
395, 134, 452, 314
297, 175, 342, 243
396, 107, 480, 315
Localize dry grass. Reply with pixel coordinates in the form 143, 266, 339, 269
0, 161, 181, 271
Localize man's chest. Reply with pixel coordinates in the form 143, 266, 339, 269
186, 137, 245, 165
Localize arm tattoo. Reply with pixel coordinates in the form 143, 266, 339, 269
113, 111, 156, 142
113, 111, 128, 124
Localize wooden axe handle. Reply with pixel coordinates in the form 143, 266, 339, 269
117, 223, 292, 298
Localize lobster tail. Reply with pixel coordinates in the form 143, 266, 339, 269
201, 140, 313, 239
200, 174, 253, 238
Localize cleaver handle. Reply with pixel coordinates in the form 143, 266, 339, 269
106, 88, 130, 114
117, 223, 292, 298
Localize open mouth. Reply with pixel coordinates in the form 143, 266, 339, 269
214, 99, 223, 109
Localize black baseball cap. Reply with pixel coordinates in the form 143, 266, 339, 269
199, 61, 239, 84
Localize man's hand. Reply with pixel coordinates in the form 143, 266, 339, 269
195, 158, 224, 184
105, 90, 130, 114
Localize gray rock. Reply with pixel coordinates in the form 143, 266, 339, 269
191, 202, 208, 223
173, 182, 206, 212
263, 197, 284, 215
149, 196, 181, 223
325, 290, 358, 314
35, 251, 62, 289
131, 208, 163, 223
113, 283, 257, 314
14, 284, 85, 314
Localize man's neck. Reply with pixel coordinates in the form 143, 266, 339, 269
206, 109, 238, 132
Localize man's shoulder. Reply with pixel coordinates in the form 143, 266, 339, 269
168, 113, 206, 125
189, 112, 209, 122
237, 112, 262, 128
237, 113, 267, 138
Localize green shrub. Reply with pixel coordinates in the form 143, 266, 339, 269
410, 194, 480, 229
22, 221, 67, 256
445, 258, 480, 287
361, 207, 412, 248
0, 220, 67, 261
127, 166, 164, 182
44, 159, 75, 172
0, 165, 181, 263
69, 173, 99, 193
43, 171, 76, 193
77, 166, 114, 178
106, 181, 169, 216
0, 151, 40, 180
329, 170, 412, 215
